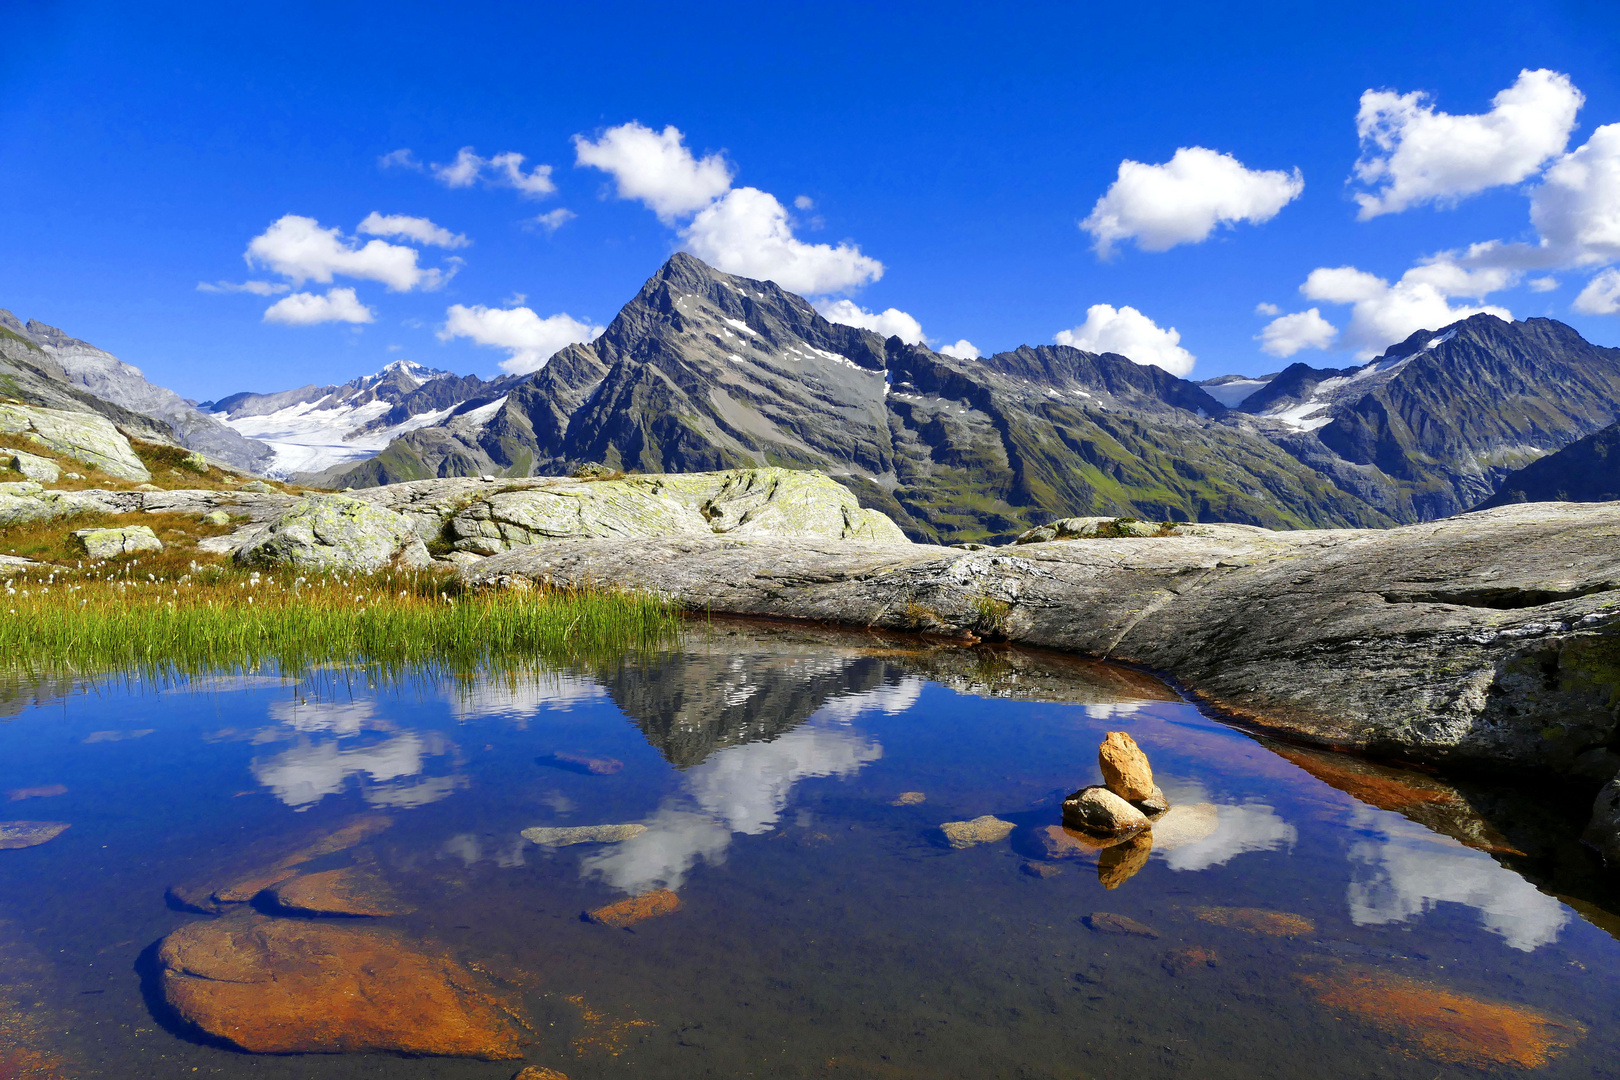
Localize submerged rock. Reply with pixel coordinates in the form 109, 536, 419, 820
267, 867, 413, 917
235, 494, 430, 572
157, 915, 523, 1058
1162, 946, 1219, 975
521, 824, 647, 847
890, 791, 927, 806
167, 815, 393, 914
514, 1068, 570, 1080
1299, 967, 1582, 1068
1020, 860, 1063, 878
1061, 787, 1148, 836
1098, 730, 1155, 803
5, 785, 67, 802
939, 815, 1016, 849
543, 752, 623, 776
1150, 803, 1220, 850
1037, 824, 1124, 859
586, 889, 680, 928
0, 822, 70, 850
1083, 912, 1158, 937
72, 525, 162, 558
1192, 906, 1314, 936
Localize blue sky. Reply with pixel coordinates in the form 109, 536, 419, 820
2, 0, 1618, 400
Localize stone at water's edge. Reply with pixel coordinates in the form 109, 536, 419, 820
234, 493, 430, 572
72, 525, 162, 559
1098, 731, 1155, 802
1062, 787, 1149, 836
456, 502, 1620, 781
0, 822, 70, 849
157, 916, 523, 1059
1583, 775, 1620, 866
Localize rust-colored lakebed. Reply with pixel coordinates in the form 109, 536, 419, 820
0, 626, 1616, 1079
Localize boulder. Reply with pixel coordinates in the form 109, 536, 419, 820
521, 824, 646, 847
939, 815, 1017, 849
1082, 912, 1157, 937
0, 822, 70, 849
0, 481, 120, 527
1098, 731, 1155, 802
73, 525, 162, 558
235, 494, 430, 572
1582, 773, 1620, 866
4, 449, 59, 483
238, 480, 276, 493
157, 915, 523, 1058
201, 509, 231, 526
0, 403, 150, 481
1062, 786, 1149, 836
266, 867, 413, 917
585, 889, 680, 928
0, 554, 45, 576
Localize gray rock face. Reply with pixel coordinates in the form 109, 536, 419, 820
73, 525, 163, 558
234, 494, 431, 572
460, 500, 1620, 776
0, 482, 294, 530
356, 468, 907, 555
0, 403, 150, 481
3, 449, 59, 483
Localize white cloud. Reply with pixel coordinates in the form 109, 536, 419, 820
1574, 267, 1620, 314
378, 148, 423, 171
1530, 122, 1620, 265
196, 280, 289, 295
1081, 146, 1304, 256
1301, 260, 1513, 357
1257, 307, 1338, 358
576, 122, 883, 295
530, 208, 576, 234
251, 732, 428, 809
357, 212, 468, 249
431, 147, 556, 198
1254, 301, 1281, 316
246, 215, 444, 292
1055, 303, 1195, 376
794, 195, 815, 210
814, 298, 925, 343
573, 121, 734, 222
684, 187, 883, 294
939, 339, 980, 359
1352, 69, 1583, 219
263, 287, 375, 326
1528, 276, 1560, 292
439, 303, 603, 373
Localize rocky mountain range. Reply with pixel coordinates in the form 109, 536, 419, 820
0, 309, 275, 473
10, 253, 1620, 541
200, 360, 516, 480
1478, 420, 1620, 509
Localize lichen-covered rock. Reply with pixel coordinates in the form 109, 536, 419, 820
447, 483, 703, 555
3, 449, 59, 483
658, 468, 908, 542
157, 915, 522, 1058
235, 494, 430, 571
1062, 786, 1149, 836
72, 525, 163, 558
0, 403, 150, 481
201, 509, 231, 526
1098, 731, 1155, 802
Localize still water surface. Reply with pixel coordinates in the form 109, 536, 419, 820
1, 624, 1616, 1078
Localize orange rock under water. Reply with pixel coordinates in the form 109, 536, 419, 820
1162, 946, 1219, 975
1192, 906, 1314, 936
1300, 967, 1582, 1068
5, 786, 66, 803
514, 1068, 570, 1080
1037, 824, 1125, 859
158, 915, 523, 1059
167, 815, 393, 913
586, 890, 681, 928
268, 866, 414, 917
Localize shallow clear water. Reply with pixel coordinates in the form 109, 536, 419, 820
1, 624, 1617, 1079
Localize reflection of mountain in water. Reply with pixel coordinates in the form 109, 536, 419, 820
599, 651, 897, 768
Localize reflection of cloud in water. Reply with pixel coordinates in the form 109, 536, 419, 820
251, 727, 461, 811
1346, 806, 1567, 952
447, 674, 608, 724
441, 832, 527, 868
1082, 702, 1148, 720
1151, 780, 1297, 871
267, 699, 385, 736
583, 717, 884, 894
812, 677, 923, 722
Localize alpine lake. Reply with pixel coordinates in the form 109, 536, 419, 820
2, 621, 1618, 1080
